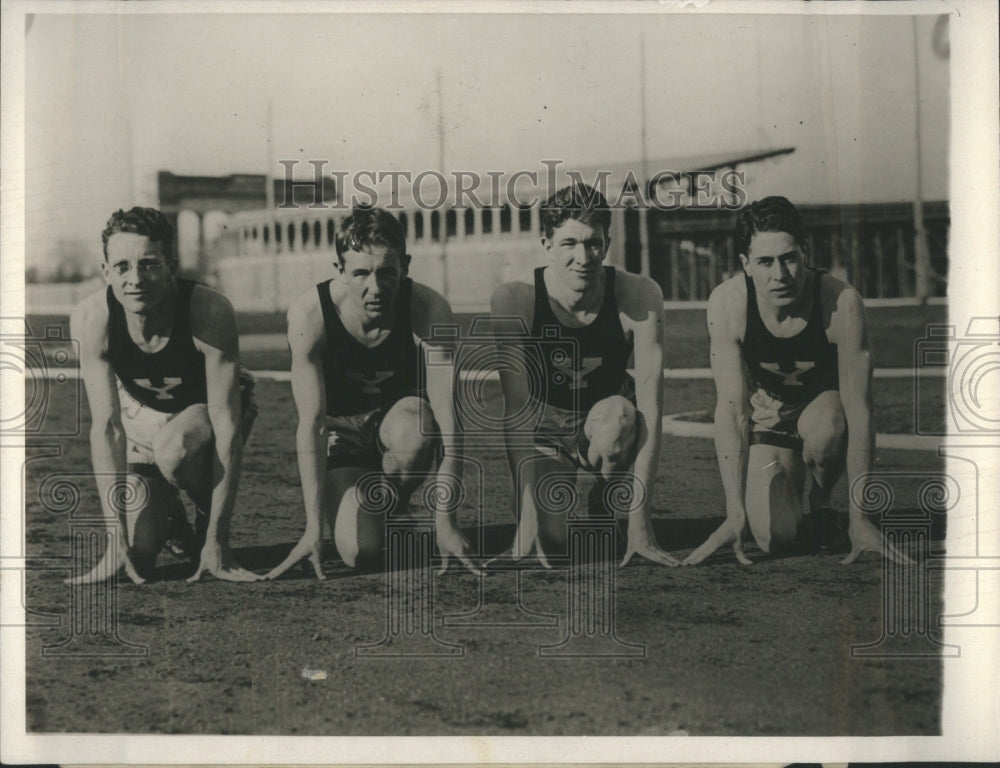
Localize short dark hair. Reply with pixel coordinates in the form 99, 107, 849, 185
735, 196, 805, 255
334, 205, 407, 264
540, 182, 612, 239
101, 207, 175, 265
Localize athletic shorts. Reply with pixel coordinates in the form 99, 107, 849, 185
530, 400, 608, 472
118, 368, 258, 466
325, 407, 388, 471
748, 386, 835, 450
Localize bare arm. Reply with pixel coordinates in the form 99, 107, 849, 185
709, 287, 750, 523
189, 288, 257, 582
412, 285, 478, 574
489, 284, 538, 484
833, 288, 908, 565
685, 283, 752, 565
66, 295, 144, 584
266, 296, 328, 579
619, 277, 677, 566
836, 288, 874, 521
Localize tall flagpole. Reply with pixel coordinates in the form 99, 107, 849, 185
437, 69, 449, 300
912, 16, 930, 299
638, 30, 650, 278
265, 99, 276, 212
267, 99, 280, 311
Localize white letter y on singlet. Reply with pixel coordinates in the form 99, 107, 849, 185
134, 377, 183, 400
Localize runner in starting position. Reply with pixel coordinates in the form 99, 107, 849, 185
490, 183, 676, 566
267, 205, 476, 578
69, 207, 258, 584
685, 196, 907, 565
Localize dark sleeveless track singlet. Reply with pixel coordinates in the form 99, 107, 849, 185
529, 266, 632, 413
742, 268, 839, 404
317, 278, 424, 417
106, 279, 207, 414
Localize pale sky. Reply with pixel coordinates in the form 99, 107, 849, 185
25, 10, 949, 270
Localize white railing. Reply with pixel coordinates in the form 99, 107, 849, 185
214, 204, 594, 312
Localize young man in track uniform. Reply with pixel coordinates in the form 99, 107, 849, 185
69, 207, 258, 584
266, 205, 475, 579
685, 196, 907, 565
490, 183, 676, 566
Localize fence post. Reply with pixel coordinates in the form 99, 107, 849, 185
873, 230, 886, 299
850, 228, 862, 295
687, 243, 697, 301
638, 208, 650, 278
896, 225, 910, 297
707, 239, 718, 296
669, 240, 680, 300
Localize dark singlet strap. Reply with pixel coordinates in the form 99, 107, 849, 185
532, 267, 548, 327
743, 271, 758, 343
812, 269, 837, 359
810, 268, 825, 325
174, 280, 195, 345
601, 266, 617, 314
317, 279, 335, 327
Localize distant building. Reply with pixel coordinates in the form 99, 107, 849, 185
157, 171, 337, 275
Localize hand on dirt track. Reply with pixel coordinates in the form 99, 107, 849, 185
840, 516, 913, 565
436, 518, 481, 575
620, 520, 680, 567
683, 516, 752, 566
265, 530, 325, 580
188, 540, 260, 583
64, 527, 146, 585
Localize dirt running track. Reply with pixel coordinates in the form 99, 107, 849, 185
22, 380, 945, 735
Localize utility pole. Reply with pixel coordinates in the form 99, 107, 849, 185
912, 16, 931, 299
266, 99, 280, 311
437, 69, 449, 300
638, 30, 651, 278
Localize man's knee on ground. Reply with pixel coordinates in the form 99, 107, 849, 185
380, 397, 440, 486
798, 392, 847, 468
336, 534, 383, 571
152, 405, 213, 486
334, 511, 384, 572
584, 396, 639, 471
745, 445, 802, 553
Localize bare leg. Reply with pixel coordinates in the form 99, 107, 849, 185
797, 390, 848, 512
151, 404, 215, 550
745, 442, 805, 553
122, 467, 186, 579
580, 395, 641, 526
513, 451, 579, 561
798, 390, 849, 549
151, 400, 258, 549
580, 395, 641, 480
330, 466, 380, 569
379, 397, 441, 502
332, 398, 440, 570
